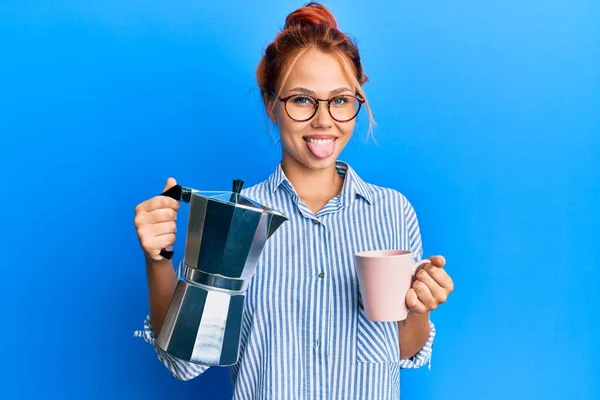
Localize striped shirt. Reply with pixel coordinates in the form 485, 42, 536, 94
135, 160, 436, 399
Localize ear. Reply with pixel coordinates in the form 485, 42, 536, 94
265, 95, 278, 124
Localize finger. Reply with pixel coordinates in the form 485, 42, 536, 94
156, 233, 176, 247
138, 221, 177, 241
162, 177, 177, 192
423, 264, 454, 292
413, 279, 438, 311
143, 234, 176, 255
140, 230, 175, 248
148, 244, 174, 261
427, 255, 446, 268
136, 208, 177, 225
138, 195, 181, 213
150, 221, 178, 235
416, 269, 449, 304
406, 288, 428, 314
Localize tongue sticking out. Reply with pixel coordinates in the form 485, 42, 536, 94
306, 140, 336, 159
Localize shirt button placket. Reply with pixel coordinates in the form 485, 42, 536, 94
315, 219, 325, 280
316, 216, 329, 399
314, 217, 327, 363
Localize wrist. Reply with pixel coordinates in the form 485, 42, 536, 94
144, 253, 173, 269
400, 310, 430, 328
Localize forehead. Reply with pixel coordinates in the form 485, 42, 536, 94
283, 48, 352, 92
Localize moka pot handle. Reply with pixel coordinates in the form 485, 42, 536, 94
158, 184, 192, 260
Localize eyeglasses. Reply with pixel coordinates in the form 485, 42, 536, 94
272, 92, 365, 122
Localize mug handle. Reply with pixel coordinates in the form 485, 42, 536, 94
398, 258, 432, 325
158, 184, 192, 260
411, 259, 431, 276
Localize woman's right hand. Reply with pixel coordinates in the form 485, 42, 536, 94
134, 177, 180, 262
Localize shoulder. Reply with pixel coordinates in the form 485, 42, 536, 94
239, 179, 272, 201
363, 180, 415, 211
359, 179, 422, 227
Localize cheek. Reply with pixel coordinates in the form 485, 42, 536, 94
338, 122, 355, 139
275, 107, 293, 133
278, 120, 308, 143
278, 118, 294, 136
278, 126, 306, 153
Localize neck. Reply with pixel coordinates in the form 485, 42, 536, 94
281, 154, 344, 203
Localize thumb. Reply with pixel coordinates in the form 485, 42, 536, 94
162, 177, 177, 192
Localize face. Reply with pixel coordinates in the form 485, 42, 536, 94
269, 48, 357, 171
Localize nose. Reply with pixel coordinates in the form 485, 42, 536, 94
311, 102, 333, 129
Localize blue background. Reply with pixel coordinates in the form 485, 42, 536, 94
1, 1, 598, 399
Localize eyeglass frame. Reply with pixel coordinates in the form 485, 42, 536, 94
271, 91, 365, 123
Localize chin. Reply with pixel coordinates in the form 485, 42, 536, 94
307, 157, 337, 169
293, 152, 339, 171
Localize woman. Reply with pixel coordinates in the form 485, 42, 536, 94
133, 2, 454, 399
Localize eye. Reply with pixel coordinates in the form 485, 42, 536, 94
331, 95, 350, 106
291, 96, 316, 106
290, 95, 316, 107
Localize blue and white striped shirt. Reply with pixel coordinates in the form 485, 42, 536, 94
135, 160, 436, 399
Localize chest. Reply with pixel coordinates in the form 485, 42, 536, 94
243, 207, 410, 314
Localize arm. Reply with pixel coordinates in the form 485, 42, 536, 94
398, 311, 431, 360
145, 255, 178, 337
398, 318, 436, 369
397, 195, 436, 369
132, 179, 211, 380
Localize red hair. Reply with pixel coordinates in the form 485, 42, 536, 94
256, 2, 375, 132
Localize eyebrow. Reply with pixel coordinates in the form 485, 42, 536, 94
289, 87, 354, 96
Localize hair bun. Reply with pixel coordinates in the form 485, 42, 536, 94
284, 2, 338, 30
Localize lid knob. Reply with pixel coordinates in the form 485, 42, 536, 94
232, 179, 244, 194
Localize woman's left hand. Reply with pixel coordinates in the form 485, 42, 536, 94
406, 255, 454, 314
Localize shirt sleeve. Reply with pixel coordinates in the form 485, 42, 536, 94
134, 313, 211, 381
399, 195, 436, 370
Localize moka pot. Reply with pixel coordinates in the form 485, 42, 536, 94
154, 179, 288, 366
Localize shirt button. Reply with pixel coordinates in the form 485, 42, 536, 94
315, 339, 320, 347
318, 272, 325, 278
313, 219, 320, 225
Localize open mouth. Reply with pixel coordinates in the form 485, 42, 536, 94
303, 135, 337, 159
303, 137, 336, 144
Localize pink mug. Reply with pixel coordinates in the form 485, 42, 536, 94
354, 249, 430, 322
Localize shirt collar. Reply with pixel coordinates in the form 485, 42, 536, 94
267, 160, 373, 206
